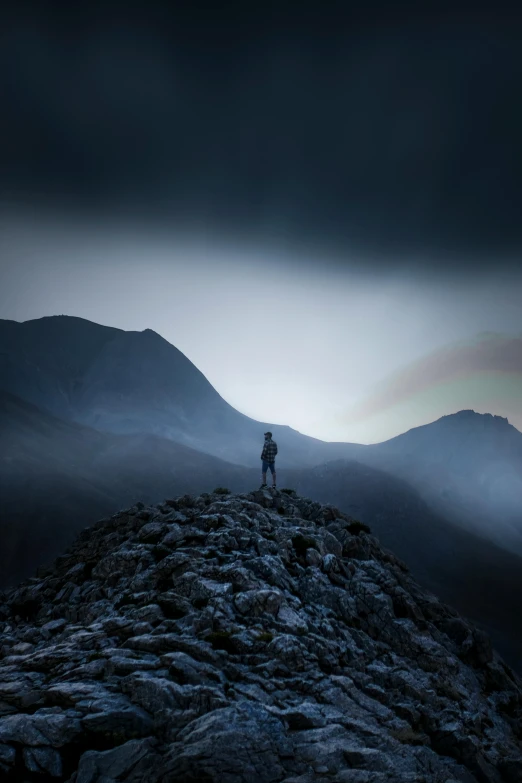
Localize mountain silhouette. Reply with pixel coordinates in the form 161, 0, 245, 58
0, 316, 361, 467
360, 409, 522, 552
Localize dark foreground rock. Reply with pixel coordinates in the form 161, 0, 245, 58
0, 488, 521, 782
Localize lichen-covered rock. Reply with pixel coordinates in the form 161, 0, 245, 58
0, 488, 520, 781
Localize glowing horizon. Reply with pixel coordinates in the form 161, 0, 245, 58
1, 211, 522, 445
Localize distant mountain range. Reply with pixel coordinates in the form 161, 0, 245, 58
2, 314, 522, 671
360, 408, 522, 552
2, 316, 522, 552
0, 315, 359, 468
320, 331, 522, 442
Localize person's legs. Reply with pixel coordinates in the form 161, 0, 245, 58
261, 461, 268, 487
269, 462, 276, 487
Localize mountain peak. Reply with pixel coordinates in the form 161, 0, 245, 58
443, 409, 512, 427
1, 488, 521, 780
22, 313, 122, 330
0, 314, 363, 467
381, 407, 520, 450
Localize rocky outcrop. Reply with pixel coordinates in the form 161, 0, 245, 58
0, 488, 521, 782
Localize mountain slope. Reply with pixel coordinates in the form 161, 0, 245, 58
287, 459, 522, 671
360, 409, 522, 552
0, 316, 362, 467
0, 391, 256, 587
0, 489, 520, 782
0, 315, 122, 420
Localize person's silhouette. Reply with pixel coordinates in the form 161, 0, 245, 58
260, 431, 278, 489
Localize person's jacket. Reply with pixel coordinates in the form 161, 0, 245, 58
261, 439, 278, 462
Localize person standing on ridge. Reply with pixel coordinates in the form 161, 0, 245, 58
260, 431, 278, 489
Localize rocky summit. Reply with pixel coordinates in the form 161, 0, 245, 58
0, 489, 521, 783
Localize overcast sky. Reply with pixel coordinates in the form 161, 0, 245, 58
2, 210, 521, 441
1, 2, 521, 441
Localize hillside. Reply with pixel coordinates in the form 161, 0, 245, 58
0, 488, 520, 782
288, 459, 522, 671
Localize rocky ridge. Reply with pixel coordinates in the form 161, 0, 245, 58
0, 488, 521, 782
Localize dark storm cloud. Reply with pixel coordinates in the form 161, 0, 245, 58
2, 1, 522, 272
